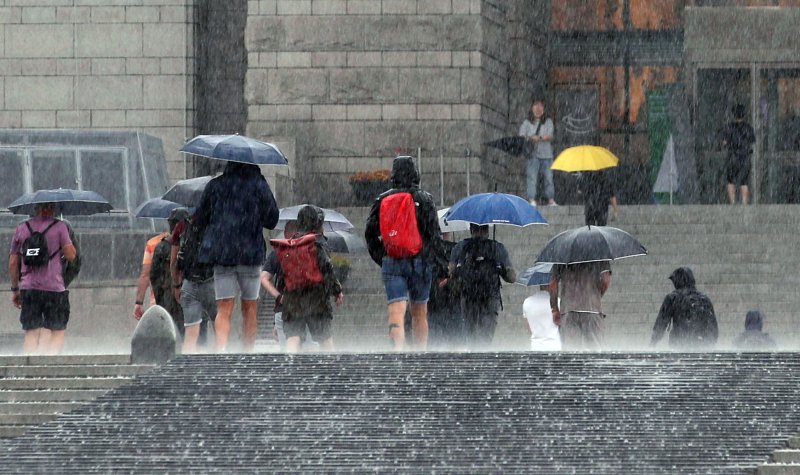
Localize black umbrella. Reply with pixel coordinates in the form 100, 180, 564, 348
536, 226, 647, 265
485, 136, 527, 156
324, 230, 366, 254
8, 189, 112, 216
162, 175, 214, 208
133, 198, 185, 219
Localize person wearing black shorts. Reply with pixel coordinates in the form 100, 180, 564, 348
722, 104, 756, 204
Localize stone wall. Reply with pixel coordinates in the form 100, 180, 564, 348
0, 0, 195, 182
244, 0, 547, 207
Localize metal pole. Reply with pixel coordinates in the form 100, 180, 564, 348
439, 148, 444, 206
465, 148, 471, 196
417, 147, 422, 187
751, 62, 759, 204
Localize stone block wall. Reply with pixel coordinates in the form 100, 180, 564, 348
0, 0, 195, 183
244, 0, 547, 207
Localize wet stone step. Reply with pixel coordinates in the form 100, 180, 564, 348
0, 365, 155, 378
758, 465, 800, 475
0, 377, 134, 390
774, 452, 800, 464
0, 389, 108, 403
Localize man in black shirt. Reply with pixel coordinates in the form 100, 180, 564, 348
722, 104, 756, 205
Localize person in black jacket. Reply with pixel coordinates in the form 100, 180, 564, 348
650, 267, 719, 350
722, 104, 756, 205
732, 310, 777, 350
365, 156, 446, 351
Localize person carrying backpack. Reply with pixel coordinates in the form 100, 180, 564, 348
146, 208, 188, 336
8, 203, 77, 355
449, 224, 516, 348
271, 205, 343, 353
171, 210, 215, 353
650, 267, 719, 350
365, 156, 446, 351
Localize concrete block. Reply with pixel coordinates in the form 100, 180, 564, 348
126, 57, 160, 75
312, 104, 346, 121
22, 6, 56, 23
159, 6, 185, 22
382, 104, 416, 120
452, 51, 470, 67
126, 109, 185, 127
470, 51, 481, 66
244, 69, 269, 104
75, 76, 142, 109
21, 110, 56, 128
159, 57, 186, 74
0, 59, 21, 76
0, 7, 22, 23
460, 68, 482, 102
20, 59, 57, 76
398, 69, 460, 103
330, 68, 399, 103
347, 52, 382, 68
453, 0, 470, 14
283, 16, 365, 51
382, 0, 416, 14
417, 0, 452, 15
417, 52, 452, 67
311, 52, 346, 67
452, 104, 470, 120
267, 69, 328, 104
249, 104, 312, 121
382, 51, 416, 67
126, 6, 159, 23
56, 6, 90, 23
91, 110, 126, 127
77, 24, 141, 57
470, 0, 480, 14
277, 52, 312, 68
91, 58, 126, 75
143, 23, 185, 57
259, 0, 278, 15
144, 75, 187, 109
90, 6, 124, 23
312, 0, 346, 15
6, 24, 73, 58
0, 111, 21, 128
310, 121, 365, 156
277, 0, 310, 15
347, 104, 382, 121
6, 76, 73, 110
56, 110, 91, 128
347, 0, 380, 14
258, 52, 277, 67
245, 16, 285, 52
417, 104, 452, 120
130, 305, 177, 364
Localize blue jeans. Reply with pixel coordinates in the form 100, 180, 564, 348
381, 256, 432, 304
527, 157, 555, 201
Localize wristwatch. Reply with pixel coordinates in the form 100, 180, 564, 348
135, 300, 143, 305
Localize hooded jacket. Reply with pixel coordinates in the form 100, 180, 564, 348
650, 267, 719, 348
732, 310, 777, 350
364, 156, 446, 269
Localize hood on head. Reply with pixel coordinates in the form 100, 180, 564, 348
297, 205, 325, 233
390, 156, 419, 188
745, 310, 763, 331
668, 267, 695, 290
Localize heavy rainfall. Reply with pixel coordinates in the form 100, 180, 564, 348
0, 1, 799, 474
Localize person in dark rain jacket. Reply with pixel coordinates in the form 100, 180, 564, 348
364, 156, 446, 351
194, 161, 279, 352
651, 267, 718, 350
732, 310, 777, 350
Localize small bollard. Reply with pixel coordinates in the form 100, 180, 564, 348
131, 305, 178, 364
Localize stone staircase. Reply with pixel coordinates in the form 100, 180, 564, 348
0, 352, 797, 474
0, 355, 155, 439
322, 205, 800, 351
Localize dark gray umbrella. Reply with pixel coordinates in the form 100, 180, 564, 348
277, 205, 354, 232
180, 134, 288, 166
8, 189, 112, 216
324, 231, 366, 254
133, 198, 184, 219
485, 136, 527, 156
162, 175, 214, 208
536, 226, 647, 265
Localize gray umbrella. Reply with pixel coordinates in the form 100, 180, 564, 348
324, 230, 366, 254
161, 175, 214, 208
536, 226, 647, 265
8, 189, 112, 216
277, 205, 354, 232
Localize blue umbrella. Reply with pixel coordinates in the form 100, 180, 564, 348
134, 198, 185, 219
516, 262, 553, 287
276, 204, 354, 232
8, 189, 112, 216
180, 134, 288, 166
162, 175, 214, 208
443, 193, 548, 227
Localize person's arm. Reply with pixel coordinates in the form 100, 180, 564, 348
650, 296, 673, 346
9, 253, 21, 309
538, 119, 554, 142
610, 195, 620, 221
258, 179, 280, 230
599, 270, 611, 296
133, 263, 151, 320
548, 273, 560, 325
497, 244, 516, 283
62, 244, 77, 263
364, 197, 385, 266
170, 244, 182, 301
260, 271, 280, 299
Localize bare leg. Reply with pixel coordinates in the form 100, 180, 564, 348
241, 299, 258, 353
410, 302, 429, 349
318, 338, 334, 352
285, 336, 302, 353
214, 298, 235, 352
726, 183, 736, 204
740, 185, 749, 205
45, 330, 65, 355
182, 324, 200, 354
388, 301, 408, 351
22, 329, 42, 355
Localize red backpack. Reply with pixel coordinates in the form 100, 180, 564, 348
269, 234, 324, 291
379, 192, 423, 258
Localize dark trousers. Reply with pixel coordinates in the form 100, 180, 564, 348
461, 297, 501, 349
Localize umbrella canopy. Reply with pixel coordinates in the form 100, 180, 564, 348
437, 207, 470, 233
324, 230, 366, 254
276, 205, 354, 232
8, 189, 112, 216
180, 134, 288, 166
552, 145, 619, 172
485, 136, 527, 156
133, 198, 184, 219
516, 262, 554, 287
536, 226, 647, 265
162, 175, 214, 208
444, 193, 548, 227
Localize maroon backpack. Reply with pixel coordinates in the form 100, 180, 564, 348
269, 234, 324, 291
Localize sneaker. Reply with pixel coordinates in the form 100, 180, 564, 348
529, 200, 537, 207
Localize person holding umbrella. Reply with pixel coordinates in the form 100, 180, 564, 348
519, 98, 556, 206
8, 203, 77, 354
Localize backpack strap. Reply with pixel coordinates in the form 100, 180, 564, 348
23, 219, 62, 260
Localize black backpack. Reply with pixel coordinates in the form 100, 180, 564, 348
149, 237, 172, 293
454, 238, 501, 303
177, 219, 213, 282
21, 220, 60, 268
675, 289, 718, 344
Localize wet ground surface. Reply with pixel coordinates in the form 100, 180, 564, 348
0, 352, 796, 474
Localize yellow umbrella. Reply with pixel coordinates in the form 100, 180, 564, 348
551, 145, 619, 172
